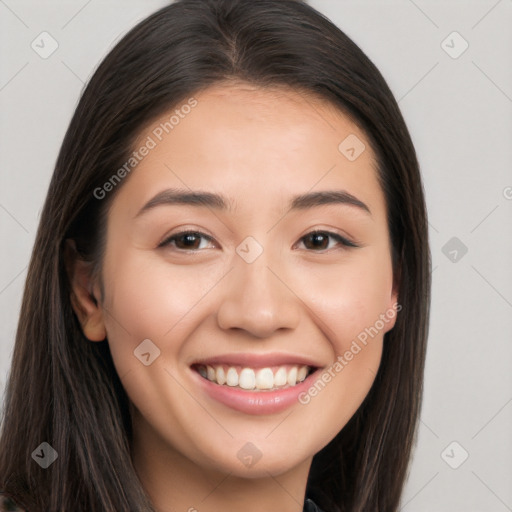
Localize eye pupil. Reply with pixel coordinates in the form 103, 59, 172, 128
179, 233, 200, 248
306, 232, 329, 250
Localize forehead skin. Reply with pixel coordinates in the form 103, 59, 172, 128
114, 82, 387, 243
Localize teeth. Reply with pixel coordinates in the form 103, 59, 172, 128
226, 367, 239, 386
274, 367, 287, 386
216, 366, 226, 385
287, 367, 297, 386
197, 364, 312, 391
297, 366, 308, 382
256, 368, 274, 389
239, 368, 256, 390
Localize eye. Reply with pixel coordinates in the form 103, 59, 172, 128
158, 230, 216, 251
296, 230, 359, 252
158, 229, 359, 252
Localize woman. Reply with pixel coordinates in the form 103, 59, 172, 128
0, 0, 431, 510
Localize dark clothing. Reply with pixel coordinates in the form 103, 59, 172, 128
304, 498, 327, 511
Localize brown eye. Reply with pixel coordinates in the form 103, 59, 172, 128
299, 231, 358, 251
159, 231, 215, 251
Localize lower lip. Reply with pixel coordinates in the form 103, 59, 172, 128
189, 367, 321, 415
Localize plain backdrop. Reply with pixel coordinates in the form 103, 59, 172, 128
1, 1, 511, 511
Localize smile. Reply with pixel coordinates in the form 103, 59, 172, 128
192, 363, 315, 391
188, 353, 323, 415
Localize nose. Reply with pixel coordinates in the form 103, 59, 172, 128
216, 248, 301, 338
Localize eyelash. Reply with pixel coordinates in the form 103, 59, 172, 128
158, 229, 359, 252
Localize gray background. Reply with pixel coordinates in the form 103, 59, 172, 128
1, 1, 511, 510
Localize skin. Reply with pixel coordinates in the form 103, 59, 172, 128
68, 81, 399, 512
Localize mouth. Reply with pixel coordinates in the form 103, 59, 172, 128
188, 352, 324, 415
191, 363, 317, 392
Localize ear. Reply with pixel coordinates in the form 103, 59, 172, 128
63, 239, 106, 342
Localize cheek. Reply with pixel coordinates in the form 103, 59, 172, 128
293, 249, 394, 350
100, 251, 225, 372
292, 257, 389, 442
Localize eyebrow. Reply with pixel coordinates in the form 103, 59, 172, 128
135, 188, 371, 217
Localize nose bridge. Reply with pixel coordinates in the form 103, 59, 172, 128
216, 238, 301, 337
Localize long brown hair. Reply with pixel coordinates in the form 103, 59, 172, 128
0, 1, 431, 510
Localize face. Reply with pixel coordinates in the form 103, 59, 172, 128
72, 82, 398, 479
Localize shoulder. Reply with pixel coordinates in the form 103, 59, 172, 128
0, 491, 26, 512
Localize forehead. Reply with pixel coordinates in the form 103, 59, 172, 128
114, 82, 385, 219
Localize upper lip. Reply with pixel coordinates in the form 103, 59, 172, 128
190, 352, 323, 369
